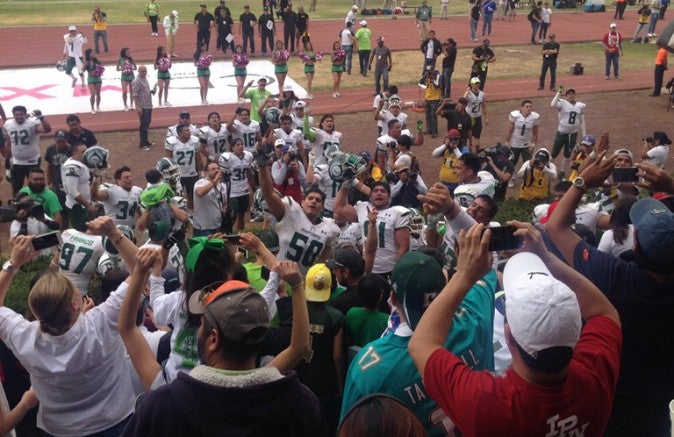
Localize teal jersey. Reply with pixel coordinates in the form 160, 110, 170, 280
340, 270, 497, 435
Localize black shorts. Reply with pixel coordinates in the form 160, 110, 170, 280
181, 176, 199, 199
471, 116, 483, 139
229, 194, 250, 215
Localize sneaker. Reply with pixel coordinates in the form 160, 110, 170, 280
616, 76, 622, 80
605, 76, 610, 80
124, 104, 129, 111
158, 101, 163, 107
508, 179, 515, 188
140, 145, 151, 151
537, 86, 544, 90
91, 109, 96, 114
164, 101, 172, 107
307, 94, 314, 99
336, 92, 341, 97
96, 106, 101, 112
332, 92, 338, 98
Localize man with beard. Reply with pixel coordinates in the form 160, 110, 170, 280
91, 165, 143, 228
18, 168, 63, 227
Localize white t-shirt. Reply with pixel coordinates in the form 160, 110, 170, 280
554, 99, 586, 135
198, 123, 229, 157
646, 144, 669, 168
100, 184, 143, 228
59, 229, 104, 294
4, 118, 41, 165
231, 119, 261, 153
228, 151, 254, 198
508, 110, 541, 148
341, 28, 354, 46
192, 177, 227, 230
0, 282, 134, 436
465, 90, 486, 119
453, 171, 497, 208
165, 135, 200, 177
61, 158, 91, 208
276, 197, 340, 272
598, 224, 635, 258
312, 129, 342, 166
355, 202, 411, 274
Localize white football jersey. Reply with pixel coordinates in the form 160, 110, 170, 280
228, 151, 254, 198
276, 197, 340, 272
379, 110, 409, 136
453, 171, 497, 208
61, 158, 91, 208
508, 110, 540, 148
355, 202, 411, 274
100, 183, 143, 227
63, 33, 87, 58
290, 113, 314, 131
166, 123, 199, 138
311, 164, 339, 213
337, 221, 363, 250
4, 118, 41, 165
555, 99, 586, 134
274, 128, 304, 150
59, 229, 104, 294
198, 123, 229, 157
231, 119, 261, 153
165, 135, 200, 177
312, 129, 342, 166
466, 90, 486, 119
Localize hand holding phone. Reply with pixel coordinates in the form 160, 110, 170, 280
487, 226, 523, 252
32, 231, 62, 251
612, 167, 639, 183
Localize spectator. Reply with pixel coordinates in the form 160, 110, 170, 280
258, 7, 276, 56
527, 2, 543, 45
194, 4, 215, 51
91, 7, 108, 54
4, 106, 51, 196
8, 192, 58, 247
343, 273, 389, 348
271, 143, 307, 204
440, 39, 457, 98
641, 130, 670, 168
481, 143, 514, 201
145, 0, 160, 36
0, 220, 138, 437
345, 5, 358, 27
131, 65, 155, 151
296, 6, 309, 50
648, 0, 661, 36
517, 148, 557, 201
422, 66, 442, 138
481, 0, 496, 37
18, 168, 63, 227
369, 37, 392, 96
546, 155, 674, 436
633, 3, 651, 43
432, 129, 465, 192
355, 20, 371, 77
326, 247, 366, 315
469, 0, 482, 42
415, 0, 433, 41
651, 47, 668, 96
240, 5, 257, 56
294, 264, 345, 435
162, 10, 180, 58
409, 222, 621, 436
436, 97, 473, 151
602, 23, 623, 80
390, 163, 428, 209
419, 30, 442, 84
339, 394, 425, 437
240, 78, 272, 122
342, 250, 497, 435
538, 2, 552, 41
280, 4, 297, 53
470, 38, 495, 90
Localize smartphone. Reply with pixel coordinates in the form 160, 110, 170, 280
612, 167, 639, 183
237, 247, 249, 259
32, 231, 62, 251
224, 234, 240, 245
487, 226, 523, 252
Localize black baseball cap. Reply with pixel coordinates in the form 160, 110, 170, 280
326, 248, 364, 273
180, 110, 190, 118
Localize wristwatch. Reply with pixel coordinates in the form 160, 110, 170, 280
572, 177, 587, 193
2, 261, 15, 275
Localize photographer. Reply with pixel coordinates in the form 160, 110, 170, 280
422, 66, 442, 138
272, 144, 306, 204
8, 193, 59, 242
640, 131, 670, 169
517, 148, 557, 201
192, 161, 229, 236
390, 164, 428, 209
481, 143, 514, 201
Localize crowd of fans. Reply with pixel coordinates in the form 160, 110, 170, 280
0, 1, 673, 435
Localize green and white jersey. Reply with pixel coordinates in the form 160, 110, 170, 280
62, 158, 91, 208
231, 119, 261, 153
97, 252, 127, 276
340, 270, 497, 436
355, 203, 411, 274
312, 128, 342, 166
166, 123, 199, 138
274, 127, 304, 149
59, 229, 104, 294
198, 123, 229, 157
465, 89, 486, 119
554, 99, 586, 135
165, 135, 200, 178
100, 183, 142, 228
228, 151, 254, 198
4, 118, 41, 165
276, 197, 340, 272
508, 110, 540, 149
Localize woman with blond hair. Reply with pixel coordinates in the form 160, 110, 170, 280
0, 217, 138, 436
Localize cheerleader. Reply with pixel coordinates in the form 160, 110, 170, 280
84, 48, 104, 114
155, 46, 172, 107
117, 47, 136, 111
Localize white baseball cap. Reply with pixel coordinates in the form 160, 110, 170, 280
504, 252, 582, 359
360, 20, 367, 26
68, 25, 77, 31
470, 77, 481, 85
352, 5, 358, 10
293, 100, 307, 110
172, 10, 179, 17
609, 22, 617, 28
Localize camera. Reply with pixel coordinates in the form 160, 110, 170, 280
387, 141, 397, 149
0, 198, 45, 223
253, 142, 275, 167
408, 172, 418, 181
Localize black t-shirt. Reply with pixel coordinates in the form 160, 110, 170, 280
217, 15, 233, 33
442, 46, 457, 70
439, 109, 472, 144
542, 41, 560, 61
281, 10, 297, 27
240, 12, 257, 33
297, 12, 309, 30
66, 128, 97, 148
329, 285, 363, 316
194, 12, 215, 30
214, 5, 231, 18
470, 4, 481, 20
483, 160, 514, 200
472, 46, 495, 67
258, 13, 274, 33
44, 143, 74, 189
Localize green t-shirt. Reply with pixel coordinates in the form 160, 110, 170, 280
355, 28, 372, 51
18, 186, 63, 219
345, 307, 388, 348
245, 88, 272, 122
146, 2, 159, 17
243, 262, 268, 293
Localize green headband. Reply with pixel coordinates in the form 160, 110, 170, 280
185, 236, 225, 272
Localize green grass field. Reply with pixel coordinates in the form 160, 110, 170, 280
0, 0, 632, 26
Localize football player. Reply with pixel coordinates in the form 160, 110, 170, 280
165, 124, 203, 209
91, 165, 143, 228
198, 112, 229, 162
551, 88, 586, 179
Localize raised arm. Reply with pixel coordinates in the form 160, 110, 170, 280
334, 183, 358, 223
87, 215, 138, 273
363, 207, 378, 273
0, 236, 41, 307
258, 153, 286, 221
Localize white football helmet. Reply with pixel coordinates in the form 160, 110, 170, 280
156, 157, 180, 186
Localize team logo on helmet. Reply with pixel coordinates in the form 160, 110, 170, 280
219, 152, 232, 173
264, 107, 281, 125
56, 60, 67, 72
102, 225, 136, 255
82, 146, 109, 170
328, 153, 367, 183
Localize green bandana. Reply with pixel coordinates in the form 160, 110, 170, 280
185, 236, 225, 272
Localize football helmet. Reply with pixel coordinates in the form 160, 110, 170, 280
56, 60, 66, 72
408, 208, 425, 239
264, 107, 281, 125
219, 152, 232, 173
533, 148, 551, 165
324, 143, 342, 160
82, 146, 109, 170
388, 94, 402, 107
102, 225, 136, 255
328, 153, 367, 183
156, 157, 180, 185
